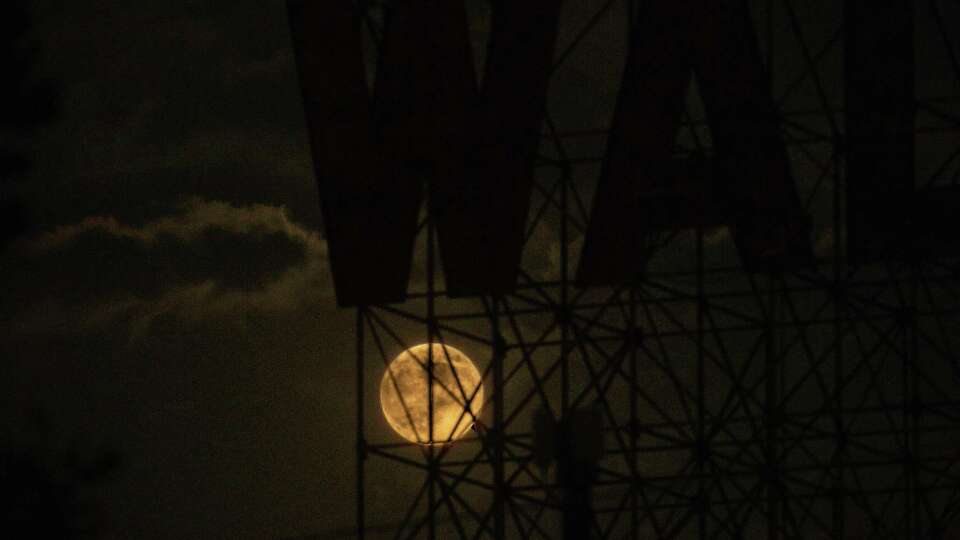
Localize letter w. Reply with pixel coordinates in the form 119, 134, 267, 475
288, 0, 561, 306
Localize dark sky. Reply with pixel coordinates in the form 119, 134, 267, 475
2, 0, 958, 538
2, 1, 356, 538
17, 1, 321, 229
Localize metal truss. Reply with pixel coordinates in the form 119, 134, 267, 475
350, 0, 960, 538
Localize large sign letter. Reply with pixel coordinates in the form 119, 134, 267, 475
289, 0, 560, 306
577, 0, 811, 285
846, 0, 913, 263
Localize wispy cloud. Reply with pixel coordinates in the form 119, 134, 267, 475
5, 198, 331, 339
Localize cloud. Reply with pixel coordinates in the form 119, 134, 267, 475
4, 197, 331, 338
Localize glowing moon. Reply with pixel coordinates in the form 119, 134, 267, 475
380, 343, 484, 445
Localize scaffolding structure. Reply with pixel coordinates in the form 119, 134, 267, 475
293, 0, 960, 538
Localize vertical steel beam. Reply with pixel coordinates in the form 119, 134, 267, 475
630, 286, 639, 539
562, 167, 570, 415
831, 145, 847, 540
765, 278, 781, 540
493, 298, 505, 540
356, 307, 366, 540
627, 5, 640, 537
696, 228, 707, 540
906, 265, 920, 539
427, 188, 436, 540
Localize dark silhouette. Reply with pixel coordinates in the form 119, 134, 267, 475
0, 0, 58, 251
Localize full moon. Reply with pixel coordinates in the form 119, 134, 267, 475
380, 343, 484, 445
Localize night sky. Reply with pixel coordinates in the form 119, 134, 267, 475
2, 1, 354, 537
2, 0, 959, 538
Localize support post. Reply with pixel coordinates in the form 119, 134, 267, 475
493, 298, 506, 540
356, 307, 366, 540
697, 227, 707, 540
766, 276, 781, 540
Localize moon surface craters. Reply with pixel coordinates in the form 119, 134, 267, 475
379, 343, 484, 444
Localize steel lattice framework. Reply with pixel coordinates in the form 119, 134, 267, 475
320, 0, 960, 538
